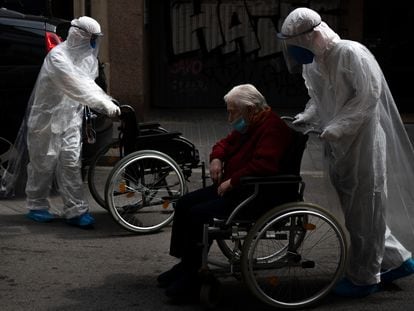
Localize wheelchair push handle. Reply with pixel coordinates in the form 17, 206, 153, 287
119, 105, 135, 116
281, 116, 296, 122
304, 128, 322, 136
110, 99, 136, 118
281, 116, 322, 136
111, 101, 138, 129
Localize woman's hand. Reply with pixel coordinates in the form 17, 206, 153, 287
210, 158, 223, 184
217, 179, 233, 196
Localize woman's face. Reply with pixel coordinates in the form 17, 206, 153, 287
226, 101, 240, 123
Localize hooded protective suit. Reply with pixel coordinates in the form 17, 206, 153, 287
1, 16, 119, 218
279, 8, 414, 286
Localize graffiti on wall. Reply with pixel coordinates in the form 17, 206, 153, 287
162, 0, 341, 107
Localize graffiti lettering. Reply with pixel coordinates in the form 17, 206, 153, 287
165, 0, 340, 106
170, 0, 340, 58
169, 59, 203, 75
170, 1, 283, 57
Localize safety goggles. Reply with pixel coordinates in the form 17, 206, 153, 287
71, 25, 103, 38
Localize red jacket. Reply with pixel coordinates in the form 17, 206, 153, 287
210, 111, 293, 187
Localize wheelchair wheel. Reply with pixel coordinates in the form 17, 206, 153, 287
88, 129, 185, 209
216, 239, 243, 262
105, 150, 187, 233
241, 202, 347, 309
88, 139, 122, 209
0, 137, 13, 176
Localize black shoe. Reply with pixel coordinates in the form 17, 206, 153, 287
164, 271, 200, 303
157, 262, 184, 288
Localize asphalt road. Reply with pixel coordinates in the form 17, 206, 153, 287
1, 111, 414, 311
1, 170, 414, 311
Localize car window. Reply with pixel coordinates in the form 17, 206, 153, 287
0, 24, 44, 66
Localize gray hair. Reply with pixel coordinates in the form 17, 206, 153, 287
223, 84, 269, 111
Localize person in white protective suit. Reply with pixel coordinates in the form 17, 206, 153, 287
24, 16, 120, 228
278, 7, 414, 297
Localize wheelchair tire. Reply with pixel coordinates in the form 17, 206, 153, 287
241, 202, 347, 309
216, 238, 243, 262
105, 150, 187, 233
88, 139, 122, 209
0, 137, 13, 177
88, 128, 171, 209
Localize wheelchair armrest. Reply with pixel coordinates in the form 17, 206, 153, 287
225, 174, 305, 226
138, 122, 162, 130
135, 131, 182, 144
240, 174, 302, 185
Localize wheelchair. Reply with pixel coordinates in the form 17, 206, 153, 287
0, 137, 13, 178
195, 122, 348, 309
87, 105, 205, 232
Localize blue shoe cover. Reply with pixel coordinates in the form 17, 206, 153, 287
332, 278, 379, 298
381, 258, 414, 283
26, 210, 54, 223
66, 213, 95, 228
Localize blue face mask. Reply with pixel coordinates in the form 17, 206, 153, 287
288, 45, 314, 64
90, 35, 98, 49
232, 117, 247, 133
90, 38, 96, 49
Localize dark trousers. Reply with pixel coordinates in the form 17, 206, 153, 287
169, 183, 292, 272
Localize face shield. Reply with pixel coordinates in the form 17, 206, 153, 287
71, 25, 103, 50
278, 8, 322, 73
70, 16, 103, 57
277, 24, 319, 73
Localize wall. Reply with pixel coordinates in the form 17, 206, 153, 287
106, 0, 148, 117
71, 0, 373, 114
74, 0, 149, 118
149, 0, 345, 109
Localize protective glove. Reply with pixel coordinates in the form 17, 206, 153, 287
292, 113, 309, 125
102, 100, 120, 117
320, 127, 342, 141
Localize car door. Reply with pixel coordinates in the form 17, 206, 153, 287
0, 18, 45, 141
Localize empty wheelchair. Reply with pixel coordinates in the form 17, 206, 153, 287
87, 104, 205, 210
198, 123, 348, 309
104, 149, 187, 233
88, 105, 205, 233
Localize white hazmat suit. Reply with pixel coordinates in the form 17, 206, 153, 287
279, 8, 414, 286
24, 16, 119, 219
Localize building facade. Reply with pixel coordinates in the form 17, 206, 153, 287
4, 0, 412, 118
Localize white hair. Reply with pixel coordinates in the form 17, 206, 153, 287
223, 84, 269, 111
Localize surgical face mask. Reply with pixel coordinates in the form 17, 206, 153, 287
90, 35, 98, 48
287, 45, 314, 64
232, 117, 247, 133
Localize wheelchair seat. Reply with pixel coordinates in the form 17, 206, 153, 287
222, 127, 309, 226
119, 105, 183, 155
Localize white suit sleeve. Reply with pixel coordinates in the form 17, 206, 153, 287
292, 98, 319, 126
323, 44, 380, 139
43, 50, 118, 116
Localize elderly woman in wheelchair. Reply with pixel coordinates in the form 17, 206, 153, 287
157, 84, 296, 301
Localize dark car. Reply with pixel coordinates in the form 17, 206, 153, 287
0, 7, 113, 157
0, 7, 71, 141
